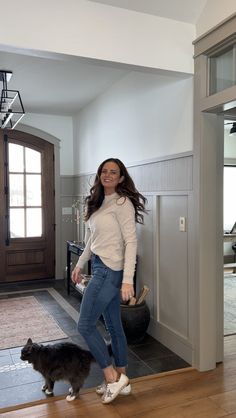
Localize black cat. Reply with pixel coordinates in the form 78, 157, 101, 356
20, 338, 94, 401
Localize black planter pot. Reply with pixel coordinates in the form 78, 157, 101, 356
120, 301, 150, 344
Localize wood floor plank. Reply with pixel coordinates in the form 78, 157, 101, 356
111, 369, 236, 418
2, 337, 236, 418
210, 389, 236, 415
127, 398, 228, 418
0, 395, 120, 418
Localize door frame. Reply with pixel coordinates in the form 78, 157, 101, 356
193, 15, 236, 370
16, 123, 62, 279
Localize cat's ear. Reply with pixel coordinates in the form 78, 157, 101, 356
27, 338, 33, 344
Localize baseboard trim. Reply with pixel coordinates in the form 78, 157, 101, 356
148, 318, 193, 366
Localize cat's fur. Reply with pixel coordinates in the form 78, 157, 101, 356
20, 338, 94, 401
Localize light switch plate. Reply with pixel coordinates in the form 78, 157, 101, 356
179, 216, 186, 232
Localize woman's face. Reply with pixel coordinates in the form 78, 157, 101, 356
100, 161, 122, 195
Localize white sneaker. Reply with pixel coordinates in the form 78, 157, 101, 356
96, 381, 131, 396
102, 374, 129, 404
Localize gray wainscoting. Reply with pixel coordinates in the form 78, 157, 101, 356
60, 152, 194, 364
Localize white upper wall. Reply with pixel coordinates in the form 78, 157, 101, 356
0, 0, 198, 177
0, 0, 194, 75
74, 71, 193, 174
196, 0, 236, 37
23, 113, 74, 175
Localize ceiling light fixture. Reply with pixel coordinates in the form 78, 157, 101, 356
0, 70, 25, 130
230, 122, 236, 135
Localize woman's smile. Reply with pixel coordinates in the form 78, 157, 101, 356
100, 161, 121, 194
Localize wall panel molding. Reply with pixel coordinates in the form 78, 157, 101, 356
60, 152, 194, 364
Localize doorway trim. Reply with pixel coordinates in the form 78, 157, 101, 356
193, 15, 236, 370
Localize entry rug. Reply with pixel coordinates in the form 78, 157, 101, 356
0, 295, 67, 349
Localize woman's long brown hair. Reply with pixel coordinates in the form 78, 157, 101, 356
84, 158, 147, 224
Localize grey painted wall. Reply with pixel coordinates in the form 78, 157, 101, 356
60, 152, 194, 364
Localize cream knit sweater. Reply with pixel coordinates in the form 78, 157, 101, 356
76, 192, 137, 284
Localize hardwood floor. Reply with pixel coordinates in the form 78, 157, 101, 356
1, 336, 236, 418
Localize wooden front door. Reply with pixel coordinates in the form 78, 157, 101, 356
0, 130, 55, 282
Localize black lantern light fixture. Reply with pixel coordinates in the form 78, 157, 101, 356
230, 122, 236, 135
0, 70, 25, 129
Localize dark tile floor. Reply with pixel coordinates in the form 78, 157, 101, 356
0, 278, 189, 410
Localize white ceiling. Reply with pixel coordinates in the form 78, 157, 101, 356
0, 51, 130, 116
88, 0, 208, 24
0, 0, 208, 117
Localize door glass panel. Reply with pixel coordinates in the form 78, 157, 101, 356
26, 208, 42, 237
9, 174, 24, 206
25, 148, 41, 173
8, 143, 43, 239
209, 46, 235, 94
26, 175, 42, 206
8, 143, 24, 172
10, 208, 25, 238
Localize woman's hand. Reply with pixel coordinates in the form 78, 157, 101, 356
71, 266, 83, 284
121, 283, 134, 302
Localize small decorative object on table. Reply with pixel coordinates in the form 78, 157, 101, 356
72, 196, 86, 243
75, 274, 92, 295
66, 241, 85, 295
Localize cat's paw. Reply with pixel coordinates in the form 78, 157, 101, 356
41, 384, 47, 392
68, 387, 73, 394
45, 389, 54, 396
66, 394, 76, 402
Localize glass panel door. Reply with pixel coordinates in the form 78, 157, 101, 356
0, 129, 55, 283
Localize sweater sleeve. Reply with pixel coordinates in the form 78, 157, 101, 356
76, 231, 92, 269
116, 198, 137, 285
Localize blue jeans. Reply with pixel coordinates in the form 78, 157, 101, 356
78, 254, 127, 369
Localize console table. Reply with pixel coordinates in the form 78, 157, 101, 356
66, 241, 85, 294
66, 240, 137, 295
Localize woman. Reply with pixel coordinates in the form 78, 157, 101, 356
71, 158, 146, 404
